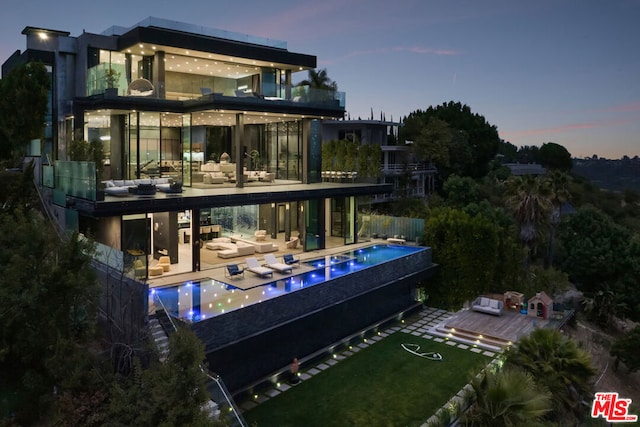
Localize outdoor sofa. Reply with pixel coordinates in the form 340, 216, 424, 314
471, 296, 503, 316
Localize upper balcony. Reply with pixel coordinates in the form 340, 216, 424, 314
81, 18, 345, 114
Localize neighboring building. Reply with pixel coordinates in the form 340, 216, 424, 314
3, 18, 437, 394
322, 119, 436, 203
504, 163, 547, 176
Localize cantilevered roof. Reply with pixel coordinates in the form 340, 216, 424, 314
71, 181, 393, 217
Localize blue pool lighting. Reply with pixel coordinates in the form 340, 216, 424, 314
151, 244, 425, 322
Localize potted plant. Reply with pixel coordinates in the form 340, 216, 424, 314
249, 150, 262, 170
104, 67, 121, 97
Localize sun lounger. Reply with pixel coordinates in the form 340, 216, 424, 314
245, 257, 274, 277
263, 253, 293, 274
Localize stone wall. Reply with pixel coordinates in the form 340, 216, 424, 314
190, 247, 436, 393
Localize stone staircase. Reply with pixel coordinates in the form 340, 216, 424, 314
149, 315, 170, 362
148, 313, 226, 422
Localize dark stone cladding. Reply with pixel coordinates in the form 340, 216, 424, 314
116, 27, 316, 69
191, 248, 437, 393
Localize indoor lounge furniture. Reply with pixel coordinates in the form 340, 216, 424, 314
285, 236, 299, 249
245, 257, 274, 277
157, 256, 171, 272
217, 242, 255, 259
225, 264, 244, 279
254, 230, 267, 241
263, 254, 293, 274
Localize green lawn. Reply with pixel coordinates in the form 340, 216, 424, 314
244, 332, 490, 427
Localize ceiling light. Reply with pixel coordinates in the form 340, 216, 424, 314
38, 32, 48, 40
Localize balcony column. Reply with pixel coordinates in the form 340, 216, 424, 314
153, 51, 165, 98
234, 113, 244, 188
284, 70, 292, 100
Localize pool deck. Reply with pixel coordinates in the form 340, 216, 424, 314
148, 240, 414, 290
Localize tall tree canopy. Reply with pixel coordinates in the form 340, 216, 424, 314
401, 102, 501, 178
557, 205, 630, 292
537, 142, 572, 171
423, 207, 522, 308
0, 62, 50, 162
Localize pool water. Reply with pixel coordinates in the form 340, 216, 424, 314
152, 244, 423, 322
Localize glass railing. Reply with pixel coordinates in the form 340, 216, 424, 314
55, 161, 98, 201
91, 79, 345, 109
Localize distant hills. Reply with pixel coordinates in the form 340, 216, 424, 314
572, 156, 640, 193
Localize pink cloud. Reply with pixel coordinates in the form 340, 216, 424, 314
340, 46, 460, 60
501, 117, 635, 142
606, 103, 640, 113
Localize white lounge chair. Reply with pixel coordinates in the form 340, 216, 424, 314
245, 257, 274, 277
263, 253, 293, 274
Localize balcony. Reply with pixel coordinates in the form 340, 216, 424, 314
90, 78, 345, 112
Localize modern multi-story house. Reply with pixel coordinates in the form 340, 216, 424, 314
3, 18, 436, 396
322, 119, 437, 203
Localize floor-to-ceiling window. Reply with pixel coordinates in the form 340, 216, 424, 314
265, 121, 302, 180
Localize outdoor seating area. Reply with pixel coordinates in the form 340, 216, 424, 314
245, 257, 274, 277
471, 296, 504, 316
282, 254, 299, 267
103, 178, 182, 196
263, 254, 293, 274
225, 264, 245, 279
321, 171, 357, 182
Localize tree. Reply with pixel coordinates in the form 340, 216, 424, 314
411, 116, 451, 168
297, 68, 337, 102
0, 206, 100, 421
442, 174, 480, 207
401, 102, 501, 178
0, 62, 50, 162
611, 325, 640, 373
423, 208, 502, 308
108, 327, 219, 426
556, 205, 629, 293
463, 367, 552, 426
536, 142, 572, 171
504, 175, 552, 267
545, 170, 572, 266
505, 328, 595, 424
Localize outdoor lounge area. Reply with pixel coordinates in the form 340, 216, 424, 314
471, 296, 503, 316
103, 178, 183, 196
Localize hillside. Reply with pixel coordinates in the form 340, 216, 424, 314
572, 157, 640, 193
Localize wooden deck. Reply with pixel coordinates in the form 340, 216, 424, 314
444, 309, 549, 343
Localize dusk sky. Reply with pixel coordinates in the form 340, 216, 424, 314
1, 0, 638, 159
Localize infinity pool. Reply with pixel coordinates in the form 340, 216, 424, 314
152, 244, 424, 322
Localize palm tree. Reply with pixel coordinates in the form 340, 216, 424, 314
504, 328, 595, 424
504, 175, 552, 267
545, 170, 571, 266
297, 68, 337, 102
463, 366, 552, 426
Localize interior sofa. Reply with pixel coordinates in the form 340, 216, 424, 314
471, 296, 503, 316
231, 235, 278, 253
205, 238, 255, 259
